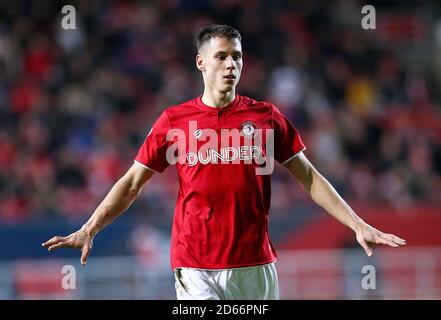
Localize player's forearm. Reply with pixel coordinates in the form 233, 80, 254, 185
82, 176, 140, 238
309, 170, 364, 231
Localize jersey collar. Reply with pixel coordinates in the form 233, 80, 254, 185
195, 94, 241, 112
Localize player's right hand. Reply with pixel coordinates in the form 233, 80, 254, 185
42, 227, 94, 266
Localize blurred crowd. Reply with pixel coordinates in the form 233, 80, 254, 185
1, 0, 441, 223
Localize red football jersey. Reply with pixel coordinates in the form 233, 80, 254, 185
135, 95, 306, 270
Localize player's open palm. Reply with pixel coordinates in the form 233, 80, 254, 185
42, 227, 93, 266
355, 223, 406, 257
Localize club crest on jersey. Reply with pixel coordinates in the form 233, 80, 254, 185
241, 121, 257, 136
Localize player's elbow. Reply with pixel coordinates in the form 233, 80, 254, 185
127, 177, 143, 199
126, 187, 140, 201
309, 171, 331, 203
118, 174, 142, 201
299, 167, 314, 195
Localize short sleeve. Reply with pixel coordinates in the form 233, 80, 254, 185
135, 111, 172, 173
272, 105, 306, 164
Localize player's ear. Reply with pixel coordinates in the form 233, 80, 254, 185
196, 54, 205, 72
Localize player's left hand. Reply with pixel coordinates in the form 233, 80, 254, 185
354, 222, 406, 257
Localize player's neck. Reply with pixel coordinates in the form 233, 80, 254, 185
201, 90, 236, 108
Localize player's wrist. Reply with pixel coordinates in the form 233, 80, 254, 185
81, 223, 97, 240
350, 218, 366, 233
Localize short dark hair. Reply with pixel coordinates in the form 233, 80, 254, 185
196, 24, 242, 52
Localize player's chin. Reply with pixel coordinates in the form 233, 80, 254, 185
218, 83, 236, 94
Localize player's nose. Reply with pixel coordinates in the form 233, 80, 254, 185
225, 56, 235, 69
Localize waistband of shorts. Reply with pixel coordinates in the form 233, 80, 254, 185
173, 260, 277, 272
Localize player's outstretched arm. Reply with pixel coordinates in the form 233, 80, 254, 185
284, 152, 406, 257
42, 162, 155, 265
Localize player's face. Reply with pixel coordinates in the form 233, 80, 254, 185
197, 37, 243, 94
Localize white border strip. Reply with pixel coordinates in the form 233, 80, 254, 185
134, 160, 159, 173
281, 147, 306, 165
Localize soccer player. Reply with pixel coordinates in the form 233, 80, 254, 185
42, 24, 406, 300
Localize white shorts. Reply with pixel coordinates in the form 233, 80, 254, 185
174, 262, 279, 300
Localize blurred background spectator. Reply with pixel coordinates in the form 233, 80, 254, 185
1, 0, 440, 224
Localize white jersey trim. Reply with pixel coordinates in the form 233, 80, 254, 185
280, 147, 306, 165
134, 160, 159, 173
